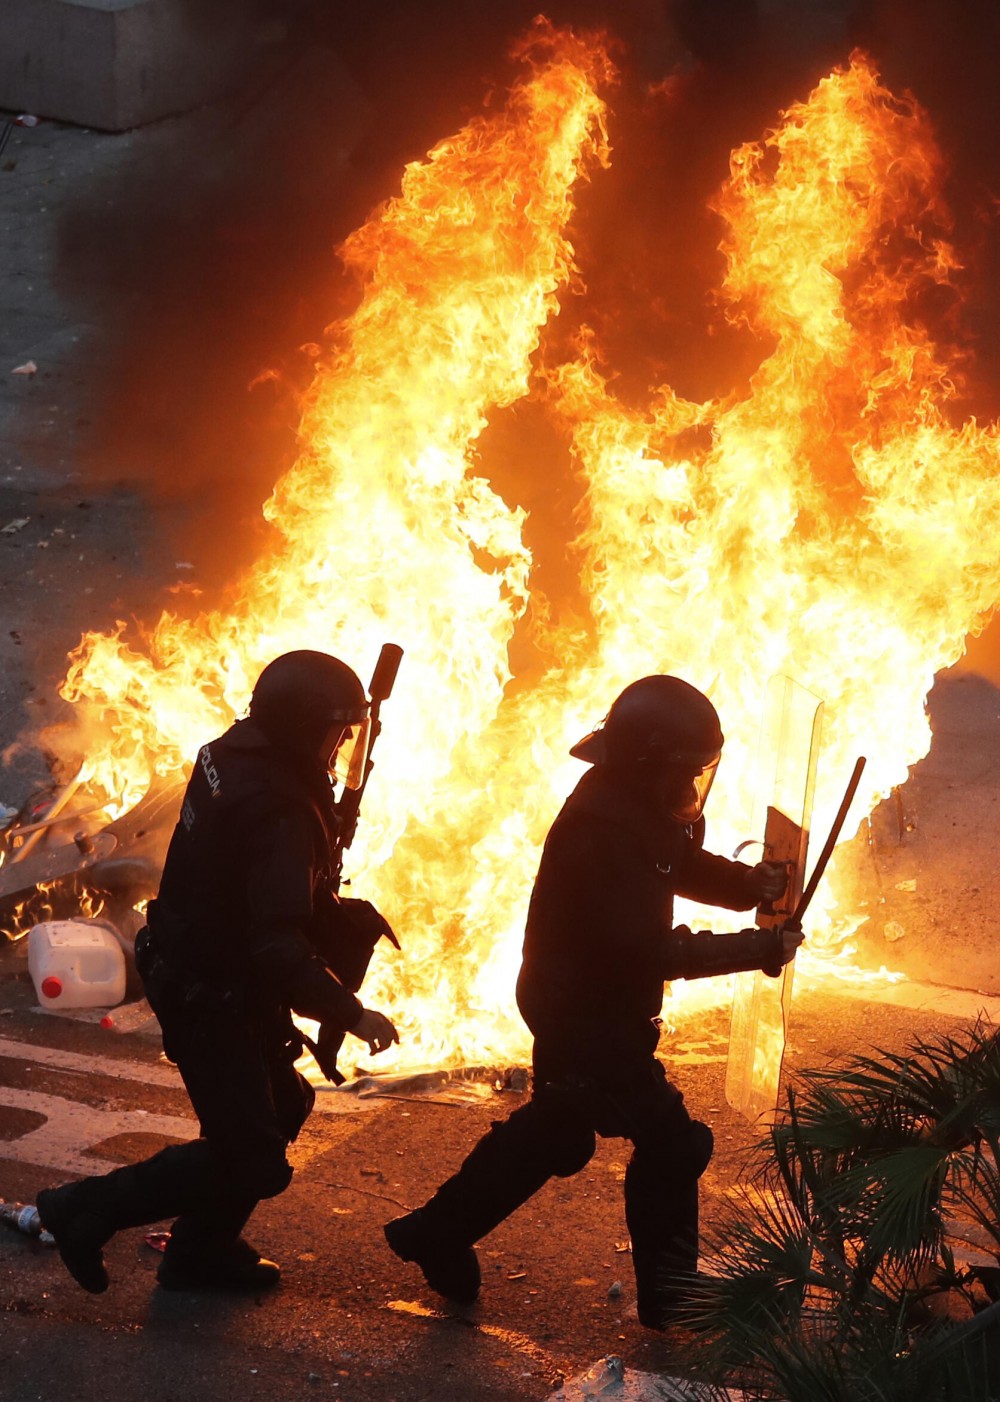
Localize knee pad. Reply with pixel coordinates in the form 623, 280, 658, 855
276, 1070, 315, 1143
629, 1116, 713, 1192
232, 1145, 294, 1201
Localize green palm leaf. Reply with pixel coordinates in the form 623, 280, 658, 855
667, 1020, 1000, 1398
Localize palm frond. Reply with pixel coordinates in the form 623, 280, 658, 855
665, 1021, 1000, 1400
831, 1143, 949, 1266
788, 1023, 1000, 1154
946, 1150, 1000, 1256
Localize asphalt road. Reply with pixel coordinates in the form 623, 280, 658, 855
3, 935, 998, 1402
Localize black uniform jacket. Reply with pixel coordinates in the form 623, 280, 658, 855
516, 764, 758, 1079
150, 719, 362, 1031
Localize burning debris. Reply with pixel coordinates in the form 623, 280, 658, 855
0, 779, 178, 934
5, 25, 1000, 1074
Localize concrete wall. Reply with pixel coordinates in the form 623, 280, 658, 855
0, 0, 289, 130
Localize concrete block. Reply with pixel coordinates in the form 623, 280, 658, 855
0, 0, 289, 130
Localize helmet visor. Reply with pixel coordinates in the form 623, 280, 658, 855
664, 755, 720, 823
325, 717, 371, 790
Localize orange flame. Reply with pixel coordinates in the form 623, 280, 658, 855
543, 54, 998, 970
50, 38, 1000, 1067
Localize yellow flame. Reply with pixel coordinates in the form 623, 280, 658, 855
3, 880, 106, 942
49, 40, 1000, 1068
542, 51, 1000, 946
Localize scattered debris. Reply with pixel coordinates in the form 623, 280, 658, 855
101, 997, 157, 1033
27, 919, 126, 1009
0, 114, 40, 163
498, 1065, 529, 1092
330, 1064, 517, 1104
552, 1358, 751, 1400
1, 518, 30, 534
11, 361, 37, 376
0, 1200, 54, 1244
883, 920, 906, 943
576, 1355, 624, 1397
0, 779, 177, 928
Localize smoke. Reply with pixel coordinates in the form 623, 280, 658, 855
53, 2, 540, 589
53, 2, 1000, 658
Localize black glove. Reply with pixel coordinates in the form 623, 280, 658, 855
746, 859, 790, 908
762, 921, 804, 978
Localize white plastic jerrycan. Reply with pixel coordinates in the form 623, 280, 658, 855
27, 920, 126, 1010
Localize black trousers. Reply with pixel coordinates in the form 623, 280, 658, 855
58, 1003, 314, 1262
154, 1004, 314, 1259
418, 1058, 713, 1302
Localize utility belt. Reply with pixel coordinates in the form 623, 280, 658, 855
136, 911, 301, 1075
534, 1061, 689, 1144
136, 903, 246, 1019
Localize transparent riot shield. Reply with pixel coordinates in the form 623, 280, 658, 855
725, 675, 823, 1125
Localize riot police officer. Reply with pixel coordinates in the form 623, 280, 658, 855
385, 674, 798, 1328
38, 650, 399, 1294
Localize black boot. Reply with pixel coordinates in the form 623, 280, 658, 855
37, 1183, 114, 1294
386, 1090, 592, 1304
157, 1235, 281, 1292
631, 1243, 700, 1330
384, 1209, 481, 1303
625, 1156, 701, 1330
156, 1182, 267, 1293
39, 1140, 246, 1293
632, 1258, 717, 1330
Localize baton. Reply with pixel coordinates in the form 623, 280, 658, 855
330, 642, 403, 892
787, 755, 867, 930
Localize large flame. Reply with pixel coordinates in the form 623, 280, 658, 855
44, 32, 1000, 1069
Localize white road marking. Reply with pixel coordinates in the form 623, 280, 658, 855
0, 1031, 390, 1182
0, 1032, 509, 1181
1, 1086, 195, 1175
0, 1036, 380, 1112
0, 1035, 182, 1087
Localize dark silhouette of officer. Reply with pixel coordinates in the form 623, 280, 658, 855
385, 674, 797, 1328
39, 650, 398, 1294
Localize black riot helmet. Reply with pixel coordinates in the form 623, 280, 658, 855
570, 675, 724, 822
249, 650, 371, 787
